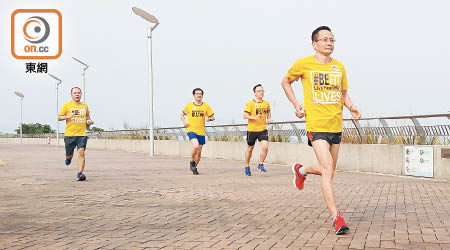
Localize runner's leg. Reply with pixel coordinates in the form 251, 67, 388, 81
245, 145, 254, 166
311, 139, 338, 216
190, 138, 200, 162
195, 145, 203, 166
77, 147, 85, 173
259, 140, 269, 164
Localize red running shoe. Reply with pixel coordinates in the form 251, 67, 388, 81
333, 211, 349, 235
291, 163, 306, 190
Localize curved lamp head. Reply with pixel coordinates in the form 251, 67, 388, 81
132, 7, 159, 24
14, 91, 24, 99
72, 57, 89, 69
48, 73, 62, 82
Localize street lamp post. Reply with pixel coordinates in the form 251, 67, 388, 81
132, 7, 159, 156
48, 73, 62, 147
14, 91, 24, 144
72, 57, 89, 103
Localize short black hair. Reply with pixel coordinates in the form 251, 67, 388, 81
312, 26, 331, 41
71, 87, 81, 93
253, 84, 263, 92
192, 88, 204, 95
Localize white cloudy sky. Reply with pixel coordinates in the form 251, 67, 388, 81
1, 0, 449, 133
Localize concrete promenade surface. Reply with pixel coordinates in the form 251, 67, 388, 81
1, 144, 450, 250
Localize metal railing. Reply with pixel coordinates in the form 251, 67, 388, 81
3, 113, 450, 145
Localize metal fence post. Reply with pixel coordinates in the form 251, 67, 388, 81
170, 129, 179, 140
211, 127, 219, 141
233, 125, 244, 141
290, 123, 302, 143
204, 127, 210, 141
273, 124, 282, 142
379, 118, 395, 144
410, 118, 426, 144
351, 119, 366, 144
223, 127, 231, 141
178, 128, 187, 140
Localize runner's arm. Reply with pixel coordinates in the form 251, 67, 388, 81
86, 111, 93, 125
342, 90, 353, 109
180, 111, 188, 127
207, 114, 215, 122
342, 90, 361, 121
244, 112, 261, 120
58, 112, 73, 121
281, 77, 302, 109
281, 77, 305, 119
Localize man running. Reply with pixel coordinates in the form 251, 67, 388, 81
243, 84, 271, 176
180, 88, 215, 175
58, 87, 93, 181
281, 26, 361, 234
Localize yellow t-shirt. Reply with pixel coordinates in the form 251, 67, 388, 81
244, 100, 270, 132
286, 56, 348, 132
59, 102, 89, 136
183, 102, 214, 136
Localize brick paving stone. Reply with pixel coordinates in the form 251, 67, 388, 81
364, 240, 380, 248
2, 143, 450, 249
380, 239, 396, 248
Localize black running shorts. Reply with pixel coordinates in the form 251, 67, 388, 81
307, 132, 342, 147
247, 130, 269, 146
64, 136, 88, 156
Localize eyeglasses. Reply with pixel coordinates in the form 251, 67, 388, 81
316, 38, 336, 43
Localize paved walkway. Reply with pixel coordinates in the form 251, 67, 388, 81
1, 143, 450, 249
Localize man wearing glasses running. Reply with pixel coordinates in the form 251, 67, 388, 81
281, 26, 362, 235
